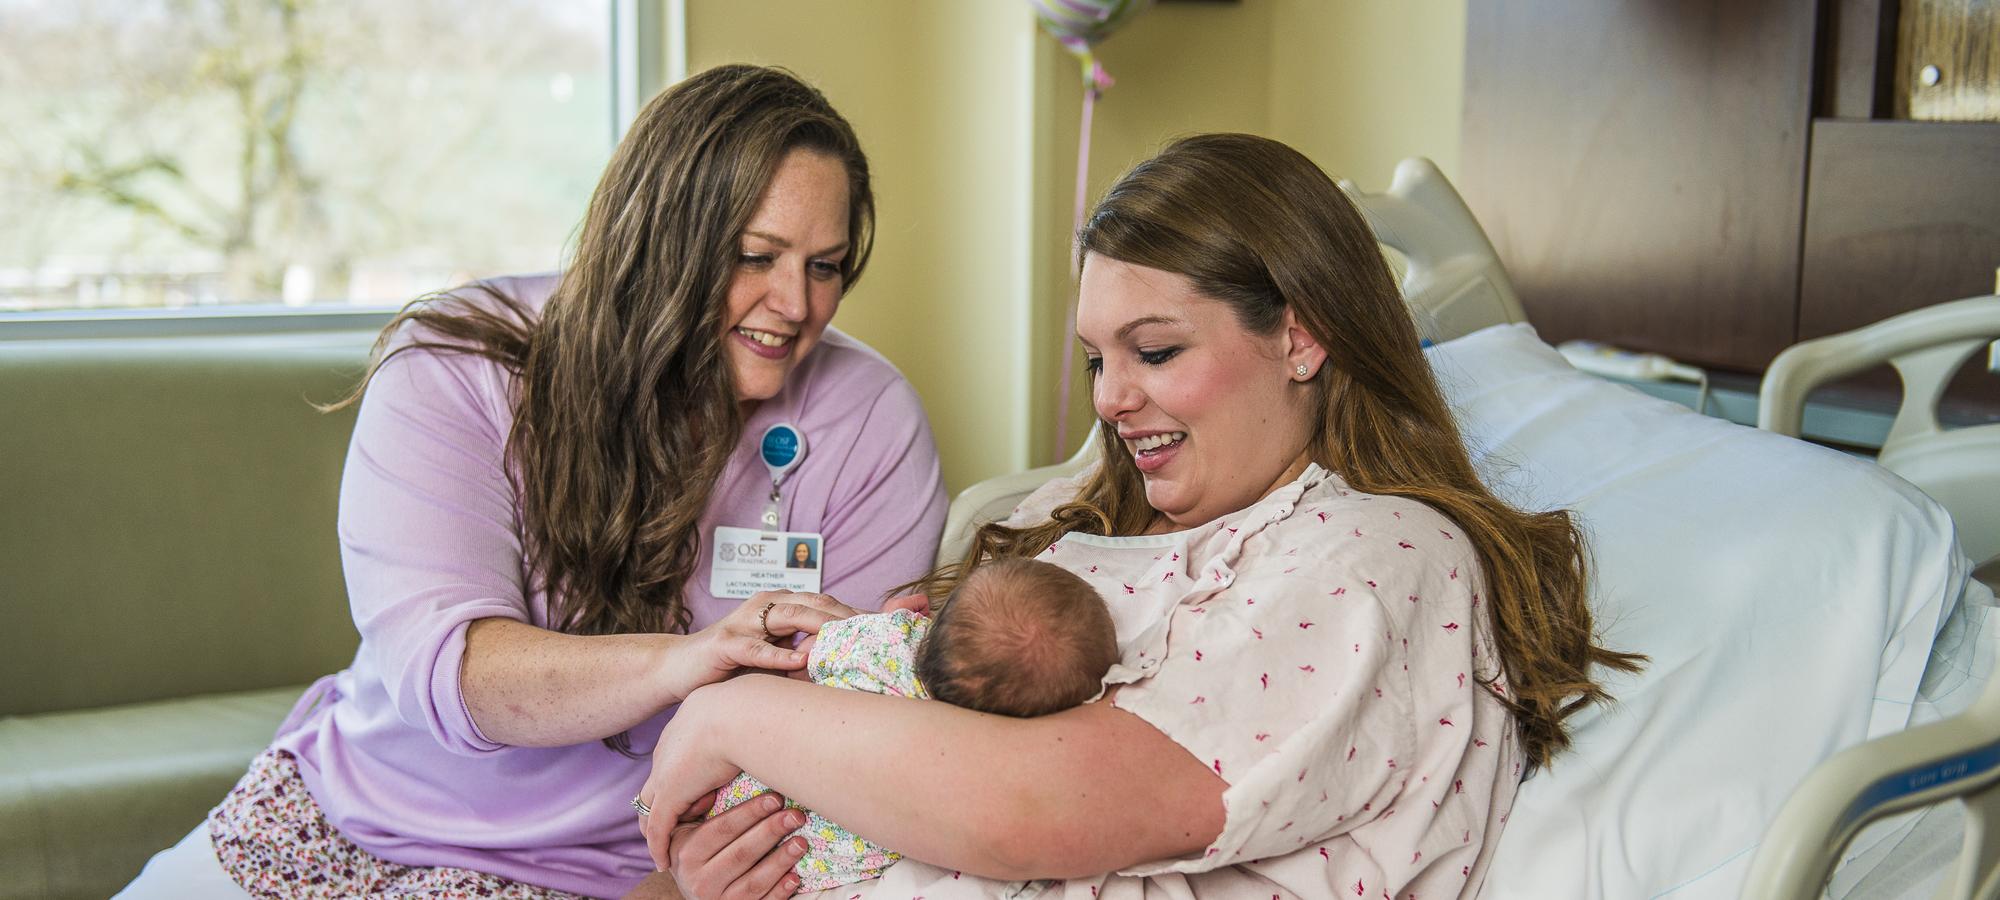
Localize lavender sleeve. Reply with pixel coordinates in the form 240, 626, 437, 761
335, 342, 527, 756
816, 376, 947, 608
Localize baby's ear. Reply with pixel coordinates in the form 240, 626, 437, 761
881, 593, 932, 617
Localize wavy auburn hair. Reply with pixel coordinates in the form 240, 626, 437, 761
333, 65, 874, 648
916, 134, 1639, 769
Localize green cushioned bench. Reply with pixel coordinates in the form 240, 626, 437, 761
0, 331, 374, 900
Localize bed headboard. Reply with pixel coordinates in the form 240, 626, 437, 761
1340, 157, 1529, 344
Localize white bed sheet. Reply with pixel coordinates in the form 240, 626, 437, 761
1426, 325, 1964, 899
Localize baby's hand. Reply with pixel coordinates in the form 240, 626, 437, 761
881, 593, 932, 617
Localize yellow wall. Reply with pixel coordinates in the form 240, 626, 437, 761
1027, 0, 1277, 466
1268, 0, 1467, 191
684, 0, 1467, 484
1026, 0, 1467, 465
687, 1, 1038, 493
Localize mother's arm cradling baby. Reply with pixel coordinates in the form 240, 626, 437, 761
641, 676, 1227, 882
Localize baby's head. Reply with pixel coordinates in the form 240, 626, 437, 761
914, 558, 1117, 718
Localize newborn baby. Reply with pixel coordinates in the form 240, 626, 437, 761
707, 558, 1118, 890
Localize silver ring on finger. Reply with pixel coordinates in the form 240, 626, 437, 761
631, 795, 652, 816
758, 600, 777, 638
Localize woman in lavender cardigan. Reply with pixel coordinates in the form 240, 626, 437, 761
117, 65, 945, 900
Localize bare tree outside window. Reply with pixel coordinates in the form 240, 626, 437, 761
0, 0, 612, 311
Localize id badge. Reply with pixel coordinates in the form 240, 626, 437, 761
710, 525, 823, 599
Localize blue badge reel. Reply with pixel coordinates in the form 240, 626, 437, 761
758, 424, 806, 529
761, 424, 805, 480
711, 423, 822, 599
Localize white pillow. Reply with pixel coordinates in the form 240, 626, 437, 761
1424, 324, 1966, 900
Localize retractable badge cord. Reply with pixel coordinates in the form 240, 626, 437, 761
759, 423, 806, 531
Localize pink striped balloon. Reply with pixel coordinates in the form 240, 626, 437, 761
1032, 0, 1152, 48
1032, 0, 1153, 89
1032, 0, 1153, 460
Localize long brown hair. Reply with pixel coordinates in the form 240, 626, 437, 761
333, 65, 874, 647
918, 134, 1639, 769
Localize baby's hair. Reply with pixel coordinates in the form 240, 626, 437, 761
915, 558, 1117, 717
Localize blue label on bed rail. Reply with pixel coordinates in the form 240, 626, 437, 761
1838, 740, 2000, 831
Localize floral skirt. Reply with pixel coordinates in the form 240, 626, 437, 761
207, 749, 586, 900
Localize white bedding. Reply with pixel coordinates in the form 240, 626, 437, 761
1424, 325, 1968, 899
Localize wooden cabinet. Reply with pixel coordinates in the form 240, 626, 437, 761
1461, 0, 1819, 372
1800, 120, 2000, 340
1462, 0, 2000, 388
1898, 0, 2000, 121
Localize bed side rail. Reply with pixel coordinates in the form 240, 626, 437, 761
1742, 670, 2000, 900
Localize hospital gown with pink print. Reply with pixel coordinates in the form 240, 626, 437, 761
803, 463, 1523, 900
709, 608, 930, 891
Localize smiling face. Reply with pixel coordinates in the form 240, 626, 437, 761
793, 541, 812, 563
1078, 255, 1326, 530
724, 148, 853, 404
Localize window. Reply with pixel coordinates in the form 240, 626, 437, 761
0, 0, 616, 313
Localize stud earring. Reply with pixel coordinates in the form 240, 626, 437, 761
1295, 364, 1310, 378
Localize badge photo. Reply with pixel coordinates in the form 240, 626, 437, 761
784, 536, 821, 570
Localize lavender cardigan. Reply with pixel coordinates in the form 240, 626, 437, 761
267, 275, 946, 897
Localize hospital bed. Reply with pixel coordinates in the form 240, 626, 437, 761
940, 159, 2000, 899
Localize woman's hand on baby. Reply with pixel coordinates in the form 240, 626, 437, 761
660, 794, 808, 899
783, 593, 926, 681
637, 689, 807, 897
780, 593, 929, 681
668, 591, 860, 701
784, 632, 819, 681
